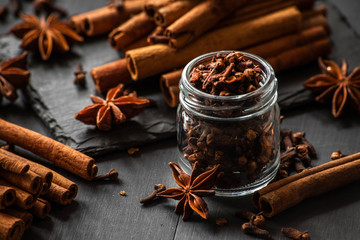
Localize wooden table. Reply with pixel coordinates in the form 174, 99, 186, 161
1, 0, 360, 239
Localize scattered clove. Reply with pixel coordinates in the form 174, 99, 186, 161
235, 210, 265, 227
127, 147, 140, 155
140, 184, 166, 204
73, 63, 87, 86
281, 227, 311, 240
280, 130, 293, 150
119, 190, 127, 196
241, 221, 272, 239
93, 168, 119, 181
292, 132, 317, 158
215, 217, 228, 226
34, 0, 67, 17
331, 150, 347, 160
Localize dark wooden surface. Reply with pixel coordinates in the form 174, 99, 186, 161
1, 0, 360, 239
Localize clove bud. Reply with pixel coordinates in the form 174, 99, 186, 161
281, 227, 311, 240
140, 184, 166, 204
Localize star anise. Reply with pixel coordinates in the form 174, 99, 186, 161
0, 51, 30, 104
10, 13, 83, 60
303, 57, 360, 118
157, 162, 219, 220
75, 84, 150, 131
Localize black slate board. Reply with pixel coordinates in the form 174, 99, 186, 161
1, 28, 176, 157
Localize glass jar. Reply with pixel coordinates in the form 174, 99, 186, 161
177, 51, 280, 197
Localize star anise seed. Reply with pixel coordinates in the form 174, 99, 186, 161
157, 162, 219, 220
303, 57, 360, 118
75, 84, 150, 131
0, 51, 30, 104
10, 13, 83, 60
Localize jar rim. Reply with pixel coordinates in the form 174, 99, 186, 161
180, 50, 275, 101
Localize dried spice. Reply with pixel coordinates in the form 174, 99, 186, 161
156, 162, 219, 220
281, 227, 311, 240
235, 210, 265, 227
75, 84, 150, 131
180, 51, 277, 190
241, 221, 272, 239
139, 184, 166, 204
73, 63, 86, 86
189, 51, 263, 95
10, 14, 83, 60
331, 150, 347, 160
119, 190, 127, 196
303, 57, 360, 118
0, 52, 30, 104
215, 218, 228, 226
34, 0, 67, 17
276, 131, 316, 179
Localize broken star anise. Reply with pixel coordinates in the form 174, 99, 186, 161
303, 57, 360, 118
0, 51, 30, 104
157, 162, 219, 220
75, 84, 150, 131
10, 13, 83, 60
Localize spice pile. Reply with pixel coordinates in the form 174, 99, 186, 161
0, 118, 117, 239
179, 51, 277, 189
66, 0, 332, 110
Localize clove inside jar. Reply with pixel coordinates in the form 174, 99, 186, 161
177, 51, 280, 197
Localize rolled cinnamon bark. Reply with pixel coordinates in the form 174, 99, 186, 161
219, 0, 293, 28
0, 149, 53, 195
0, 180, 35, 210
144, 0, 172, 17
44, 183, 69, 205
124, 36, 149, 51
69, 1, 144, 36
50, 170, 78, 204
126, 7, 302, 80
154, 0, 199, 27
90, 59, 132, 93
0, 169, 43, 195
302, 12, 331, 34
109, 11, 156, 50
267, 38, 331, 72
253, 152, 360, 217
1, 208, 32, 230
0, 118, 98, 181
246, 26, 328, 59
0, 149, 29, 175
28, 198, 50, 219
0, 186, 16, 209
159, 69, 182, 108
165, 0, 247, 49
0, 212, 25, 240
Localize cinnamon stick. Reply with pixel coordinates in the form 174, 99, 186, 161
43, 183, 69, 205
302, 11, 331, 34
28, 198, 50, 219
126, 7, 302, 80
253, 152, 360, 217
90, 59, 132, 93
144, 0, 172, 17
0, 212, 25, 240
0, 149, 29, 175
109, 11, 156, 50
165, 0, 247, 49
50, 170, 78, 204
0, 118, 98, 181
0, 186, 16, 209
69, 1, 144, 36
159, 69, 182, 108
0, 169, 43, 195
0, 180, 35, 210
267, 38, 331, 72
153, 0, 200, 27
246, 26, 328, 59
1, 208, 32, 230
